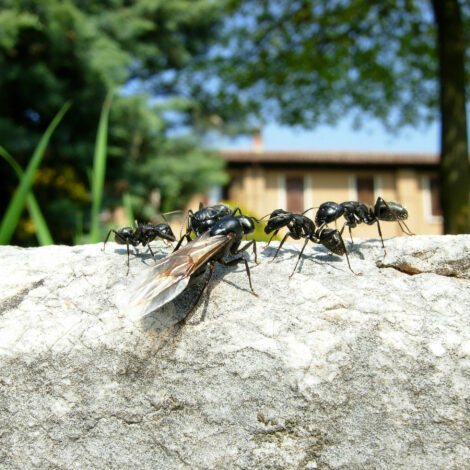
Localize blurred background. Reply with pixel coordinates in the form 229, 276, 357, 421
1, 0, 469, 246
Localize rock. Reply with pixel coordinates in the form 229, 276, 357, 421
0, 236, 469, 469
376, 234, 470, 278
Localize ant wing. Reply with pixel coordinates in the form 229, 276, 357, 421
128, 232, 230, 318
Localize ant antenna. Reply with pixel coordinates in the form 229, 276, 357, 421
302, 206, 319, 215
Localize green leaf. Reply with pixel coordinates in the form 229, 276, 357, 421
0, 101, 71, 245
0, 146, 54, 246
90, 90, 114, 243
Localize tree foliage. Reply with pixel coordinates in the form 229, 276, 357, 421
188, 1, 444, 127
186, 0, 470, 232
0, 0, 227, 244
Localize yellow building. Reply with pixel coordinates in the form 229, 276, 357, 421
212, 149, 442, 237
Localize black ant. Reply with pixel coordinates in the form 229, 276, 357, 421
263, 209, 354, 277
131, 214, 259, 325
103, 221, 176, 274
314, 197, 413, 253
174, 202, 242, 250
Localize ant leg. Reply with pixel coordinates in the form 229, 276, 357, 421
397, 219, 415, 236
337, 232, 356, 274
175, 212, 193, 251
234, 239, 258, 265
289, 237, 310, 278
375, 198, 391, 248
173, 233, 191, 252
147, 244, 157, 263
231, 206, 241, 216
265, 230, 279, 248
102, 229, 117, 252
173, 236, 184, 252
348, 226, 354, 245
339, 222, 354, 246
220, 257, 258, 297
343, 250, 355, 274
125, 242, 131, 276
270, 232, 296, 263
375, 219, 386, 255
174, 263, 216, 328
252, 240, 258, 265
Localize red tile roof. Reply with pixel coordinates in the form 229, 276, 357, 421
220, 150, 439, 166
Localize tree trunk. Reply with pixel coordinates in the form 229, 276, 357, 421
431, 0, 470, 233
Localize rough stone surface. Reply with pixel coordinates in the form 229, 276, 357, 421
0, 235, 469, 469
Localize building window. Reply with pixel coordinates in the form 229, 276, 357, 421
286, 177, 304, 213
429, 176, 442, 217
422, 176, 443, 223
356, 176, 375, 206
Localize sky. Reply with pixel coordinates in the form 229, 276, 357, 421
215, 117, 440, 154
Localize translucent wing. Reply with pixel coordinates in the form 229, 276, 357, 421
129, 232, 231, 318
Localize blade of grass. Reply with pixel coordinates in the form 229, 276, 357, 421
0, 101, 71, 245
89, 90, 114, 243
0, 146, 54, 245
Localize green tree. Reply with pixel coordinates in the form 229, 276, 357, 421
0, 0, 226, 244
189, 0, 470, 233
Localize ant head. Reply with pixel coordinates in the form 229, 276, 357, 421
270, 208, 288, 218
389, 203, 408, 220
259, 208, 287, 221
315, 202, 344, 224
210, 216, 242, 238
375, 199, 409, 221
156, 223, 176, 242
264, 210, 291, 234
237, 215, 255, 236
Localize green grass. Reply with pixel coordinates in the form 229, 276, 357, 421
89, 90, 114, 243
0, 101, 71, 245
0, 146, 54, 245
0, 91, 115, 246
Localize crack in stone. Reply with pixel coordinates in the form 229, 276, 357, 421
378, 262, 469, 279
381, 264, 422, 276
0, 279, 44, 314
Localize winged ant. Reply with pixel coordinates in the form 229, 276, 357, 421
130, 214, 259, 326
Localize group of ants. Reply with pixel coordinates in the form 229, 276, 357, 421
103, 197, 413, 323
103, 196, 413, 282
